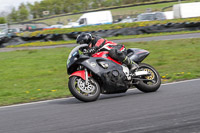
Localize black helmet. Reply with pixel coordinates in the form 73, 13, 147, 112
76, 33, 92, 45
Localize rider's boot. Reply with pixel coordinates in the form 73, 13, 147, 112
123, 56, 139, 73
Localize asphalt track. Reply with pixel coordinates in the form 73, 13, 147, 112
1, 32, 200, 52
0, 79, 200, 133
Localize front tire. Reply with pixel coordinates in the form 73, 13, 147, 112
68, 76, 100, 102
135, 63, 161, 93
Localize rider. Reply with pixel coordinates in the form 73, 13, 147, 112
76, 33, 139, 72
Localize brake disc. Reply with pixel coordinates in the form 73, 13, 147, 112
144, 68, 155, 80
77, 79, 95, 93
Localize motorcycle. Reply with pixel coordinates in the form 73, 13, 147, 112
67, 44, 161, 102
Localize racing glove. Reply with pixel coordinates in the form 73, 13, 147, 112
88, 47, 98, 54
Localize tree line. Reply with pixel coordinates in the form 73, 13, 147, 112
6, 0, 154, 23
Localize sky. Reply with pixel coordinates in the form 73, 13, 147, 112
0, 0, 42, 13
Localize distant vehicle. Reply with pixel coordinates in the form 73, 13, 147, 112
136, 12, 166, 22
0, 28, 17, 45
173, 2, 200, 19
8, 28, 20, 34
163, 11, 174, 20
117, 17, 136, 23
62, 11, 113, 28
0, 28, 18, 39
0, 23, 8, 31
7, 28, 20, 37
0, 29, 7, 40
0, 24, 20, 46
43, 24, 63, 30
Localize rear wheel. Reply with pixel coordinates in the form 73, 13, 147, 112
135, 63, 161, 93
68, 76, 100, 102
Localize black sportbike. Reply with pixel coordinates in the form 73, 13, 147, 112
67, 44, 161, 102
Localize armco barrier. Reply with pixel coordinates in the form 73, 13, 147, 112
1, 21, 200, 47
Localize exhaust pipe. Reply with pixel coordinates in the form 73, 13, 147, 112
134, 71, 150, 76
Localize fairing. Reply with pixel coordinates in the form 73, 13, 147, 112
127, 48, 150, 63
92, 51, 121, 65
69, 70, 91, 80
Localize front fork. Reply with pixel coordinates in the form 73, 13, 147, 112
69, 67, 91, 81
85, 68, 88, 85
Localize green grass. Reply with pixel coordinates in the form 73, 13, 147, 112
0, 48, 73, 106
124, 39, 200, 81
7, 40, 76, 48
1, 38, 200, 106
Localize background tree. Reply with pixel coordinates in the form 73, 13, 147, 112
18, 3, 29, 21
7, 8, 19, 22
0, 17, 6, 24
29, 1, 42, 18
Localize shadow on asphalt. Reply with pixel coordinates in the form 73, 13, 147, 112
48, 89, 145, 105
98, 90, 143, 101
49, 98, 82, 105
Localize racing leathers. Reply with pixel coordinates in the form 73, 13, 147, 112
88, 36, 138, 72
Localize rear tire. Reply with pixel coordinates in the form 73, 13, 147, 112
68, 76, 100, 102
135, 63, 161, 93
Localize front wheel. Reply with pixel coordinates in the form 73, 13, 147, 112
68, 76, 100, 102
135, 63, 161, 93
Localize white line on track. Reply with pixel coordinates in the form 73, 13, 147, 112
161, 78, 200, 86
0, 78, 199, 110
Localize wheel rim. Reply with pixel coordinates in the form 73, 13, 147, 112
140, 67, 159, 85
74, 77, 98, 97
144, 68, 155, 80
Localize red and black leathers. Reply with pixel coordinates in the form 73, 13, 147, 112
88, 36, 139, 72
89, 36, 127, 63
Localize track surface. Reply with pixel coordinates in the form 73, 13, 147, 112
1, 32, 200, 52
0, 79, 200, 133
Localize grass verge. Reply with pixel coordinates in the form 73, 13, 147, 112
1, 38, 200, 106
